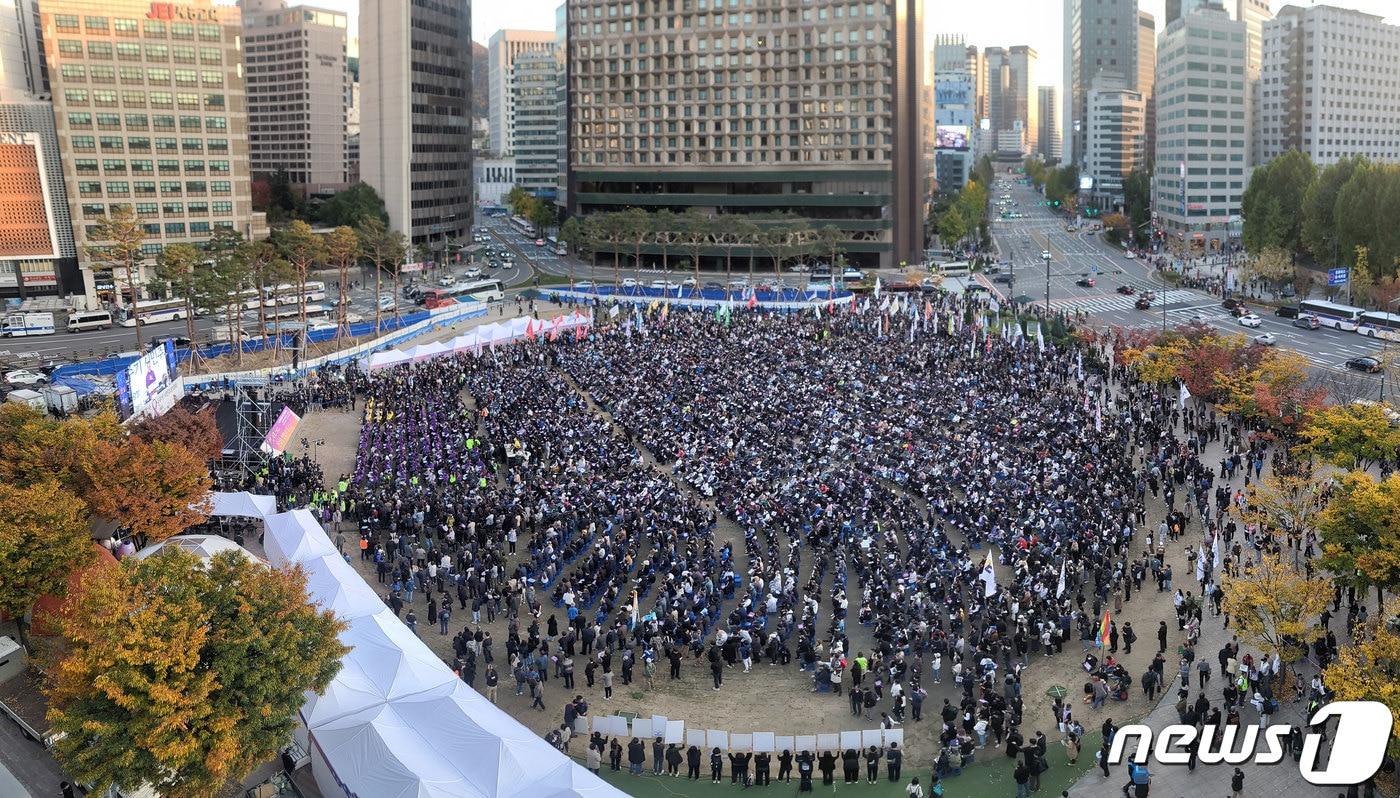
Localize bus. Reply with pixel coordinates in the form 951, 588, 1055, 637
1357, 311, 1400, 341
511, 216, 536, 238
267, 280, 327, 305
417, 279, 505, 306
253, 303, 330, 324
1298, 299, 1363, 331
117, 298, 189, 327
546, 236, 566, 256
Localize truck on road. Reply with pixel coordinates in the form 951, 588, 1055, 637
0, 312, 56, 337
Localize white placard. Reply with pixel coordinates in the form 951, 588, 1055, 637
817, 733, 840, 751
631, 718, 654, 739
591, 716, 609, 734
884, 728, 904, 747
840, 730, 862, 749
606, 716, 630, 736
686, 729, 707, 747
753, 732, 776, 753
665, 720, 685, 745
794, 735, 817, 753
775, 735, 796, 754
707, 730, 729, 750
861, 729, 884, 748
731, 733, 752, 752
573, 718, 589, 734
651, 714, 669, 731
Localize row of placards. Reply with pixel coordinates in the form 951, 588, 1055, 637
582, 715, 903, 753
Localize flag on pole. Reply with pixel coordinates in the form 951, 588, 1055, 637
1212, 533, 1221, 569
979, 551, 997, 598
525, 319, 536, 341
1076, 350, 1084, 380
1056, 560, 1067, 598
1096, 610, 1112, 648
1094, 401, 1103, 432
608, 303, 620, 318
1036, 322, 1045, 353
1179, 381, 1192, 409
746, 291, 758, 310
874, 275, 883, 299
660, 301, 669, 323
1195, 545, 1206, 582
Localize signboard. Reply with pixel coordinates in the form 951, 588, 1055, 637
1078, 176, 1094, 191
935, 125, 969, 151
261, 406, 302, 455
403, 262, 426, 273
1328, 268, 1349, 286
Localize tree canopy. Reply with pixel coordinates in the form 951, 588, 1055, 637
1318, 471, 1400, 613
316, 183, 389, 229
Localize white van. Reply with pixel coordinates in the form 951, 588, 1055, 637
66, 310, 113, 332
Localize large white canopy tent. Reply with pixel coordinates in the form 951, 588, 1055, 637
207, 495, 623, 798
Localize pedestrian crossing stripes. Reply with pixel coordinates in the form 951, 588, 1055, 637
1047, 289, 1203, 315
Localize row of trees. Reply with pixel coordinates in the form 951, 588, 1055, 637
931, 179, 989, 250
87, 209, 410, 363
506, 186, 558, 239
0, 404, 347, 797
1023, 158, 1080, 212
1243, 153, 1400, 289
557, 209, 852, 288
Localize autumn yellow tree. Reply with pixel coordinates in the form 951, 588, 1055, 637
83, 438, 211, 543
1319, 471, 1400, 614
1324, 622, 1400, 741
0, 404, 121, 494
1221, 553, 1331, 663
47, 550, 346, 798
1238, 463, 1329, 565
1215, 349, 1328, 429
0, 481, 94, 652
1301, 401, 1400, 472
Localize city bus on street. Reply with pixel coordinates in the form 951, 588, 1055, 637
117, 298, 189, 327
1297, 299, 1363, 331
417, 279, 505, 307
511, 216, 536, 238
546, 236, 567, 256
1357, 311, 1400, 341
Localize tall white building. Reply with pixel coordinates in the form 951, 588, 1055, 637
510, 46, 558, 200
1083, 77, 1145, 209
1154, 3, 1248, 251
1037, 85, 1061, 163
985, 46, 1037, 158
1259, 4, 1400, 167
487, 29, 552, 158
361, 0, 472, 246
241, 0, 349, 194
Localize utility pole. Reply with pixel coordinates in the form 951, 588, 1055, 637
1042, 252, 1051, 311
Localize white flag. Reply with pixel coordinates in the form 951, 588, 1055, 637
1179, 382, 1192, 409
989, 298, 1002, 314
979, 551, 998, 598
1095, 402, 1102, 432
1212, 533, 1221, 569
1036, 322, 1045, 353
1195, 545, 1206, 582
874, 275, 883, 299
1056, 560, 1066, 598
609, 303, 620, 318
1076, 350, 1084, 380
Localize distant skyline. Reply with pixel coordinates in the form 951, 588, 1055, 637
223, 0, 1398, 96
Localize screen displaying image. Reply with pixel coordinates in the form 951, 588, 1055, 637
936, 125, 970, 150
123, 341, 174, 417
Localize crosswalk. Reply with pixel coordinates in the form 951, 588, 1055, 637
1048, 289, 1204, 315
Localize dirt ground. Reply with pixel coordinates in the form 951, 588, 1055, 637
294, 371, 1223, 769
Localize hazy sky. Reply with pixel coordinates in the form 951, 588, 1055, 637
228, 0, 1398, 94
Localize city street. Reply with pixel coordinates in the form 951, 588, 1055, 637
989, 177, 1391, 396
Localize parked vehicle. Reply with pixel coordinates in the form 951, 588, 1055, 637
66, 310, 112, 332
4, 368, 47, 386
1275, 305, 1300, 319
1292, 314, 1320, 330
1, 312, 55, 337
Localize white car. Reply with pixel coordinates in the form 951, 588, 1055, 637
622, 278, 640, 288
649, 279, 667, 290
437, 274, 457, 287
4, 369, 46, 386
306, 320, 336, 333
1237, 313, 1263, 328
1040, 250, 1052, 260
1123, 251, 1137, 260
727, 279, 750, 290
1252, 332, 1278, 346
463, 267, 483, 279
681, 277, 698, 288
574, 281, 595, 291
378, 294, 396, 311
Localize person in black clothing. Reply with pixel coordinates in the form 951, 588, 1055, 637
778, 750, 794, 783
728, 752, 748, 785
665, 744, 682, 776
686, 745, 702, 779
818, 751, 837, 785
652, 737, 665, 775
1014, 762, 1030, 793
842, 748, 860, 783
887, 742, 903, 782
1157, 621, 1168, 653
864, 746, 882, 783
754, 751, 771, 785
710, 747, 723, 783
1123, 622, 1136, 654
797, 751, 814, 792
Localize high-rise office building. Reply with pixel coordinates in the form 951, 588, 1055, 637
1235, 0, 1271, 166
39, 0, 266, 306
1037, 85, 1061, 163
1062, 0, 1151, 168
1137, 10, 1157, 170
240, 0, 349, 194
487, 29, 553, 157
510, 46, 558, 200
934, 69, 977, 193
1083, 76, 1145, 209
566, 0, 924, 270
1260, 4, 1400, 167
1154, 4, 1247, 251
361, 0, 472, 246
553, 3, 568, 212
985, 46, 1036, 157
1, 0, 46, 100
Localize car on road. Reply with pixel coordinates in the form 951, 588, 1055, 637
1275, 305, 1300, 319
649, 279, 667, 290
842, 267, 865, 281
378, 294, 396, 311
1228, 305, 1249, 318
464, 267, 483, 279
1075, 277, 1096, 288
1292, 314, 1320, 330
534, 238, 545, 246
992, 273, 1013, 284
1040, 250, 1052, 260
1251, 333, 1278, 346
1115, 285, 1136, 295
573, 281, 595, 291
1123, 251, 1136, 260
1345, 356, 1383, 374
438, 274, 456, 287
622, 278, 640, 289
727, 279, 750, 290
1135, 296, 1153, 310
500, 252, 515, 263
1237, 313, 1263, 328
790, 263, 811, 273
4, 369, 46, 386
1222, 297, 1244, 310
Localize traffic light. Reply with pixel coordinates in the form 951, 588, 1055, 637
1052, 200, 1061, 208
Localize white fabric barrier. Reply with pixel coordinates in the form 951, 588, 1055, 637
209, 491, 276, 520
366, 310, 593, 370
225, 502, 623, 798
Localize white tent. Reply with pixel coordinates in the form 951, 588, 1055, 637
234, 506, 624, 798
406, 341, 448, 362
368, 349, 412, 371
133, 534, 260, 564
210, 491, 276, 520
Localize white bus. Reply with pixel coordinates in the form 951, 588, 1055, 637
117, 298, 188, 327
460, 279, 505, 302
1357, 311, 1400, 342
1298, 299, 1363, 331
253, 303, 331, 324
510, 216, 536, 238
546, 236, 566, 256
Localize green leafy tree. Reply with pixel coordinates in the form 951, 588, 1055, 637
272, 220, 327, 331
87, 207, 149, 350
356, 217, 408, 331
1302, 156, 1364, 262
1351, 245, 1374, 307
316, 183, 388, 228
1241, 150, 1316, 255
1123, 169, 1153, 247
324, 226, 359, 339
154, 243, 204, 360
0, 481, 95, 652
1319, 471, 1400, 614
938, 204, 969, 248
1301, 402, 1400, 472
46, 550, 346, 798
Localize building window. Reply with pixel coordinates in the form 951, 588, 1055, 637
54, 15, 79, 32
184, 160, 205, 174
135, 203, 158, 216
125, 114, 148, 129
61, 65, 86, 81
84, 16, 108, 33
186, 181, 207, 193
197, 23, 221, 42
71, 135, 96, 151
181, 138, 202, 152
106, 181, 129, 195
114, 18, 138, 36
87, 42, 113, 59
211, 201, 232, 214
162, 202, 183, 214
148, 67, 171, 83
144, 20, 167, 37
145, 44, 168, 61
69, 112, 92, 127
179, 115, 201, 131
160, 181, 181, 194
58, 40, 83, 58
171, 22, 194, 40
190, 222, 210, 234
165, 222, 185, 235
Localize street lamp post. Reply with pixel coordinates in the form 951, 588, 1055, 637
1042, 252, 1051, 312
